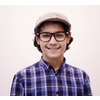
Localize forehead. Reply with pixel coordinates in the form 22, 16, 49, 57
40, 21, 64, 32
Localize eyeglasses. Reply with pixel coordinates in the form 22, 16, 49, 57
37, 31, 70, 42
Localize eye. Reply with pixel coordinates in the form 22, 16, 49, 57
41, 33, 50, 38
57, 34, 63, 37
56, 33, 64, 37
43, 35, 50, 37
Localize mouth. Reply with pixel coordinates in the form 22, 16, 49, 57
47, 47, 61, 50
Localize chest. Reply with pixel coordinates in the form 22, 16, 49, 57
24, 69, 84, 96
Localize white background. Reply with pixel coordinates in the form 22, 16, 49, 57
0, 5, 100, 96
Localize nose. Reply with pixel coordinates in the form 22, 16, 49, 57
49, 35, 57, 45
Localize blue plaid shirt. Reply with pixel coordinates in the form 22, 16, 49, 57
10, 57, 92, 96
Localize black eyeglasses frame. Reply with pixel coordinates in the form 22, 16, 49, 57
36, 31, 70, 42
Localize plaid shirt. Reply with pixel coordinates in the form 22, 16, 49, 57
10, 57, 92, 96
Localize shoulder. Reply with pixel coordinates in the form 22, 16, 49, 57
65, 63, 83, 71
64, 63, 89, 79
14, 62, 40, 79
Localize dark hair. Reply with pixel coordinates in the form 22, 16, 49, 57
33, 21, 73, 53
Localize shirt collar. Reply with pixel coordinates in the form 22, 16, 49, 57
39, 56, 66, 71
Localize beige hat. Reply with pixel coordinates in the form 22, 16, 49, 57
34, 12, 71, 32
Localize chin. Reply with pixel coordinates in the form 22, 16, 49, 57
47, 54, 63, 59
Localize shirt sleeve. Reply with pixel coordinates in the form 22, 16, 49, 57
10, 74, 24, 96
83, 71, 92, 96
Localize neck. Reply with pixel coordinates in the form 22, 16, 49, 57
43, 56, 64, 71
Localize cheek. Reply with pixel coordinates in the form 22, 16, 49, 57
64, 44, 67, 51
63, 41, 68, 51
39, 42, 46, 51
60, 42, 67, 51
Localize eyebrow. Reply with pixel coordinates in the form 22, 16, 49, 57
40, 31, 65, 33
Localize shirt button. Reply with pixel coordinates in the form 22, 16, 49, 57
49, 65, 52, 69
56, 91, 59, 94
55, 74, 57, 76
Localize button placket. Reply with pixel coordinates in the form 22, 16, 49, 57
55, 70, 58, 96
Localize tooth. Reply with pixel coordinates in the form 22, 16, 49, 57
51, 48, 57, 50
47, 47, 59, 50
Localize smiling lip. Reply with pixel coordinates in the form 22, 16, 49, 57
47, 47, 60, 50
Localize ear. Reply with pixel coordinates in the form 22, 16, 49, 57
66, 33, 71, 44
35, 34, 40, 45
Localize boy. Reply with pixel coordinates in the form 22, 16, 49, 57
10, 12, 92, 96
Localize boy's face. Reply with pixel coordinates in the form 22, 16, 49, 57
36, 22, 71, 61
